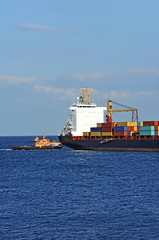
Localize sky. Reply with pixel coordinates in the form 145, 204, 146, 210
0, 0, 159, 136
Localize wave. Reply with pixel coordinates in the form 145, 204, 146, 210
0, 149, 12, 151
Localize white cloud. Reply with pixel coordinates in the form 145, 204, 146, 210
104, 90, 159, 100
126, 68, 159, 76
34, 84, 159, 103
69, 72, 112, 81
16, 24, 74, 33
1, 67, 158, 86
34, 85, 98, 101
133, 90, 159, 96
34, 85, 79, 100
67, 68, 159, 82
109, 90, 130, 99
0, 75, 35, 84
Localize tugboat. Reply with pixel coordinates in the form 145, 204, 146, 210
12, 131, 63, 150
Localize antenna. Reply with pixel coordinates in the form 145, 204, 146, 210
80, 87, 90, 104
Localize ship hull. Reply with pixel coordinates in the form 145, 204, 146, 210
59, 135, 159, 152
12, 145, 62, 150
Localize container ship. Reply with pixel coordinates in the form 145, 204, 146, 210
58, 88, 159, 152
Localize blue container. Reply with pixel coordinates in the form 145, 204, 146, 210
155, 131, 158, 136
91, 127, 101, 132
140, 126, 154, 131
127, 131, 130, 136
139, 130, 155, 136
114, 126, 127, 132
137, 122, 140, 127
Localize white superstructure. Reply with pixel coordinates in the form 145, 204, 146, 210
64, 88, 106, 136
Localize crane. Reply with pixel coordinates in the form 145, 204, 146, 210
106, 100, 138, 123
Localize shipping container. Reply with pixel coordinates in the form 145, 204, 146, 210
139, 130, 155, 136
143, 121, 159, 126
127, 127, 131, 131
91, 127, 102, 132
114, 126, 127, 132
127, 122, 137, 127
140, 122, 143, 126
101, 127, 113, 132
116, 122, 128, 127
90, 132, 102, 137
83, 132, 90, 137
97, 123, 102, 127
114, 131, 127, 136
127, 126, 134, 131
154, 126, 159, 131
132, 122, 138, 127
140, 126, 155, 131
101, 123, 115, 127
137, 122, 140, 127
102, 132, 113, 136
155, 131, 159, 136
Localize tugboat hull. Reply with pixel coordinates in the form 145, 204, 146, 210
12, 145, 62, 150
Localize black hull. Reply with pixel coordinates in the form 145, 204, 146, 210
12, 146, 62, 150
59, 135, 159, 152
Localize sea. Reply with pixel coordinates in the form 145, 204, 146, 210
0, 136, 159, 240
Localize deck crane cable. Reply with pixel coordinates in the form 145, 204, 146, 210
110, 100, 135, 110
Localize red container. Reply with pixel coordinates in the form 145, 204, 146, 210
156, 121, 159, 126
143, 121, 159, 126
127, 126, 134, 131
101, 127, 113, 132
155, 126, 158, 131
137, 127, 140, 131
113, 131, 127, 136
102, 123, 115, 128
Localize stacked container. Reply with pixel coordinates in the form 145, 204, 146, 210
101, 122, 114, 136
113, 126, 127, 136
140, 121, 159, 136
83, 121, 159, 137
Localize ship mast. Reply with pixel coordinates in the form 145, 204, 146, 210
82, 88, 90, 104
43, 130, 45, 139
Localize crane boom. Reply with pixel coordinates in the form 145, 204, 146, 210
111, 109, 137, 113
106, 100, 138, 123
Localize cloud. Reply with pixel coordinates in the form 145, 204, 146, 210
34, 85, 98, 100
109, 90, 130, 99
126, 68, 159, 76
16, 24, 74, 33
0, 75, 35, 84
34, 85, 79, 100
1, 67, 158, 86
34, 84, 159, 104
66, 68, 159, 82
133, 90, 159, 96
102, 90, 159, 101
68, 72, 112, 81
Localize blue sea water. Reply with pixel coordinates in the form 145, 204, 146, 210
0, 136, 159, 240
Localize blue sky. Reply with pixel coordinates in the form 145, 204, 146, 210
0, 0, 159, 136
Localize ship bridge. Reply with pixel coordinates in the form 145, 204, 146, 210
69, 88, 106, 136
